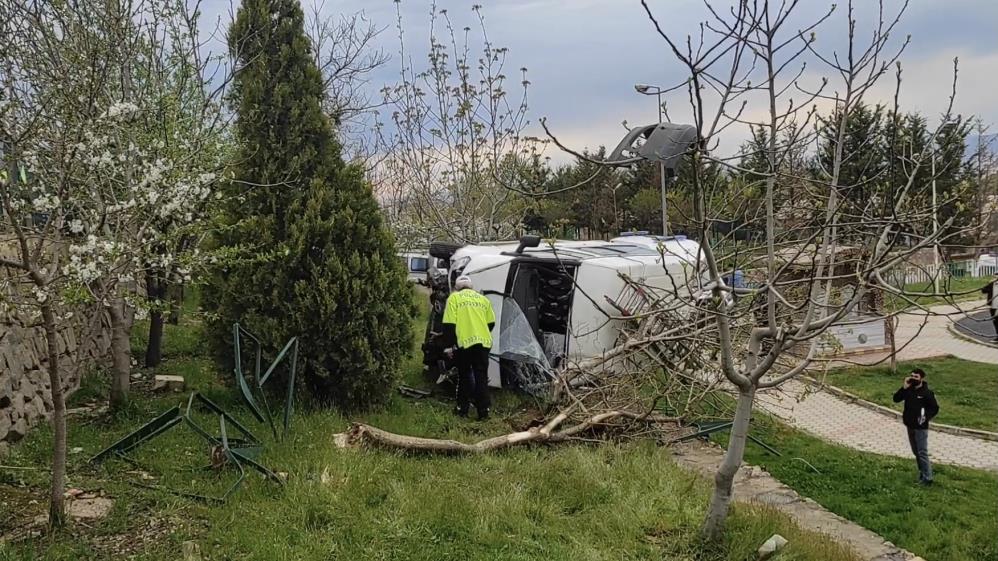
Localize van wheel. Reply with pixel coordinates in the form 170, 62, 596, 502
429, 241, 463, 260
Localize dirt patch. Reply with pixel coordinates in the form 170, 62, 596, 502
0, 484, 46, 538
86, 512, 201, 559
1, 483, 204, 558
506, 405, 547, 431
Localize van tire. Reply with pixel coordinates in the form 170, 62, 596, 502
429, 241, 463, 260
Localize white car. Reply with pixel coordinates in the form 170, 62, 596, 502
399, 251, 445, 283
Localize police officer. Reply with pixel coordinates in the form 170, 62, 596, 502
443, 275, 496, 420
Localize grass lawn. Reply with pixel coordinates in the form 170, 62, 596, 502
888, 277, 991, 312
720, 416, 998, 561
0, 291, 857, 561
824, 356, 998, 432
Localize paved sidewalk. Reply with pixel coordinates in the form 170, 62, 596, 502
755, 301, 998, 472
848, 300, 998, 364
756, 380, 998, 471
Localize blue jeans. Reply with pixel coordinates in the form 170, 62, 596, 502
906, 428, 933, 482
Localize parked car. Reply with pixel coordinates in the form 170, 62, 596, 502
399, 251, 445, 283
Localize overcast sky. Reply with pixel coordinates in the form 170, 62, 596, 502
200, 0, 998, 162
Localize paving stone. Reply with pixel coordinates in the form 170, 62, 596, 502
756, 301, 998, 472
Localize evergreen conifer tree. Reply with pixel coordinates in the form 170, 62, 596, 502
206, 0, 412, 409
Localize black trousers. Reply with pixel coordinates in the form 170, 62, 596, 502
456, 344, 491, 415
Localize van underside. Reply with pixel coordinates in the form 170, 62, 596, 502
505, 260, 576, 369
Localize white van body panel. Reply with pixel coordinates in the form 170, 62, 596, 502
443, 239, 703, 384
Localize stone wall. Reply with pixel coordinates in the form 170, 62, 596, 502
0, 308, 111, 457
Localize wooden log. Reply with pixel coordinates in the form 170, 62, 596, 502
337, 410, 679, 454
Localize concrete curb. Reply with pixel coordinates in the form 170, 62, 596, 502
807, 376, 998, 442
945, 322, 998, 350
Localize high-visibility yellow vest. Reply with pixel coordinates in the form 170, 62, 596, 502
443, 289, 495, 349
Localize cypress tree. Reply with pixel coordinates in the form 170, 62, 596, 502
206, 0, 412, 410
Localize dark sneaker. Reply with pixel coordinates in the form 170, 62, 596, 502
454, 407, 469, 418
477, 409, 490, 421
919, 479, 934, 486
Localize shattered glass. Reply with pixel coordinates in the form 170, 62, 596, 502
495, 297, 556, 397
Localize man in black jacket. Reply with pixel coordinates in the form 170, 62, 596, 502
892, 368, 940, 485
983, 274, 998, 342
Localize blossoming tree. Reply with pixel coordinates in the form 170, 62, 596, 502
0, 0, 225, 527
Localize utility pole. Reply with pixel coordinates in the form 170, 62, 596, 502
634, 84, 670, 237
977, 120, 986, 239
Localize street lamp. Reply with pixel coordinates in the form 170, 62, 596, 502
634, 83, 670, 236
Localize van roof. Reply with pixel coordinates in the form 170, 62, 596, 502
454, 238, 700, 265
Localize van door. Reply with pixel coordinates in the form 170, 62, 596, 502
464, 264, 510, 387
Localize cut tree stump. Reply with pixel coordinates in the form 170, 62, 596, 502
153, 375, 185, 392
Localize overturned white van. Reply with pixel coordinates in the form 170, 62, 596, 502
420, 235, 705, 390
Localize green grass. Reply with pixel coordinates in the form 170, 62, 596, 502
719, 416, 998, 561
888, 277, 991, 312
824, 357, 998, 432
0, 289, 857, 561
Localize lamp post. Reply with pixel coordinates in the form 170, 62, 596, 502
932, 150, 940, 293
634, 83, 669, 236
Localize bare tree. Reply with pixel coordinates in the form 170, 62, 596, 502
376, 2, 540, 246
628, 0, 976, 539
308, 5, 390, 164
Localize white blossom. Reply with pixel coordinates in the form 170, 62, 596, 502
32, 194, 60, 211
104, 101, 140, 120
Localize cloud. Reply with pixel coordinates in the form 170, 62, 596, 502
197, 0, 997, 160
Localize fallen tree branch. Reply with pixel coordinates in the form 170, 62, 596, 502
336, 410, 681, 454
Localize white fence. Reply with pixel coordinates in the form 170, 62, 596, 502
893, 258, 997, 286
977, 263, 998, 278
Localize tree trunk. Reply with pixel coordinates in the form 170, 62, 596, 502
108, 297, 132, 411
701, 385, 756, 542
40, 303, 67, 528
887, 317, 897, 375
145, 270, 164, 367
167, 280, 183, 325
145, 307, 164, 367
